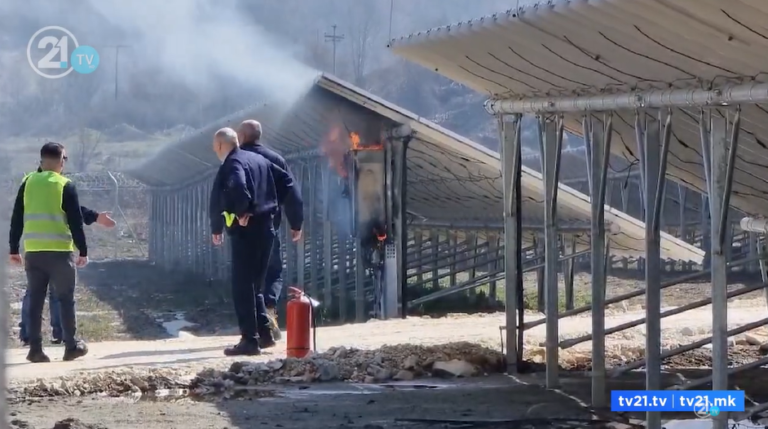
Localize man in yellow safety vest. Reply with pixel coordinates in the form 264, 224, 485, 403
8, 142, 90, 363
17, 167, 115, 347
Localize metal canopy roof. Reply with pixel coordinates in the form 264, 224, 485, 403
128, 73, 703, 262
388, 0, 768, 229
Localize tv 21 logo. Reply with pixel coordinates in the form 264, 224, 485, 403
27, 26, 100, 79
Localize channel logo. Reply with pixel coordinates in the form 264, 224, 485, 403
27, 26, 100, 79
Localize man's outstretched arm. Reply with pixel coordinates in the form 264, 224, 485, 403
80, 206, 99, 226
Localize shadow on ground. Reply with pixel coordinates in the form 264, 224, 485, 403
207, 377, 596, 429
77, 259, 237, 340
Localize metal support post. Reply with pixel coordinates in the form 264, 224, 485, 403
748, 233, 758, 273
295, 165, 306, 289
355, 236, 366, 322
534, 233, 545, 312
488, 233, 499, 301
701, 107, 741, 429
337, 232, 348, 322
701, 193, 710, 268
431, 230, 440, 289
308, 163, 319, 297
564, 235, 577, 310
394, 137, 410, 318
540, 114, 564, 388
322, 167, 333, 310
586, 112, 612, 407
678, 184, 687, 241
500, 113, 523, 372
640, 109, 673, 429
414, 231, 424, 284
634, 113, 647, 222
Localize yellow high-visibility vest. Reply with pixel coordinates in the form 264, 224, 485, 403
22, 171, 74, 252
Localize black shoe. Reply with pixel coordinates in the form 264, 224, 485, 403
50, 338, 63, 345
266, 308, 282, 341
258, 329, 276, 349
224, 339, 261, 356
62, 341, 88, 362
26, 348, 50, 363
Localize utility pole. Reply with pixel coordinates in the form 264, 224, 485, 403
323, 24, 344, 75
103, 45, 131, 101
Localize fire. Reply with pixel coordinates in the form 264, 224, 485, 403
350, 132, 361, 149
319, 126, 385, 178
349, 131, 383, 151
374, 227, 387, 242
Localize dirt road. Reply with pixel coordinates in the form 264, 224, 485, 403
8, 305, 768, 428
8, 305, 767, 383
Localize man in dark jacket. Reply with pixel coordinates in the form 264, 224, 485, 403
18, 176, 115, 346
9, 143, 91, 362
209, 127, 298, 356
238, 120, 303, 343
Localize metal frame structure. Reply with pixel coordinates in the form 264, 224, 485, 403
124, 67, 765, 429
495, 97, 758, 429
129, 72, 707, 317
389, 1, 768, 428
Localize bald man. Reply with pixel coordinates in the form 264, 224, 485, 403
238, 120, 303, 345
209, 128, 298, 356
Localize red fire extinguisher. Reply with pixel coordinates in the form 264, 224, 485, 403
286, 287, 314, 358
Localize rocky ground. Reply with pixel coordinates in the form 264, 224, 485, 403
6, 263, 768, 428
7, 300, 768, 428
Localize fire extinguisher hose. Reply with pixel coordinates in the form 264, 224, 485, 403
311, 299, 318, 353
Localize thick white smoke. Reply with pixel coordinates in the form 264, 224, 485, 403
3, 0, 319, 106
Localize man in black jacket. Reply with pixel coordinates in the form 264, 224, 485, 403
18, 193, 115, 346
17, 166, 116, 346
238, 120, 303, 344
209, 127, 298, 356
9, 143, 93, 362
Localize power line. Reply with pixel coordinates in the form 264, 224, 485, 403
102, 45, 131, 101
323, 24, 344, 75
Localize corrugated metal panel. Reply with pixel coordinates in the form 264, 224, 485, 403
128, 73, 703, 262
388, 0, 768, 224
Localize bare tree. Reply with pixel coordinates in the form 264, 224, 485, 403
345, 2, 382, 87
69, 127, 103, 172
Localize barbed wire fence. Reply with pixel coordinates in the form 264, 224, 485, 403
0, 171, 148, 261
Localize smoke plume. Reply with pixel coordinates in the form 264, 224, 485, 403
2, 0, 319, 108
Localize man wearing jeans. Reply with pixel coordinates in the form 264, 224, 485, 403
18, 202, 115, 346
9, 142, 92, 362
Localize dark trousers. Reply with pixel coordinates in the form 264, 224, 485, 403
263, 235, 283, 308
229, 221, 275, 341
24, 251, 78, 348
19, 287, 62, 342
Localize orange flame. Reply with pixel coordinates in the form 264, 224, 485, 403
350, 132, 361, 149
350, 131, 383, 151
374, 227, 387, 242
320, 126, 385, 178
